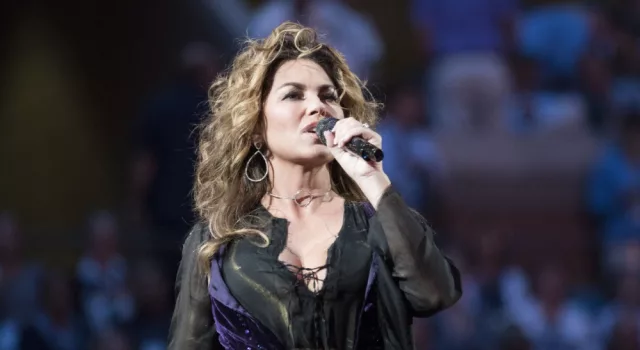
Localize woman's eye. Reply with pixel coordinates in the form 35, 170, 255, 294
323, 93, 339, 102
283, 91, 302, 100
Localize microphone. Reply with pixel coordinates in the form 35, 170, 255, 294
315, 117, 384, 162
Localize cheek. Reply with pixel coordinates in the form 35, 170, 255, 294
265, 106, 299, 133
263, 104, 302, 145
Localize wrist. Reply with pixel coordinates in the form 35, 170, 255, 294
357, 172, 391, 209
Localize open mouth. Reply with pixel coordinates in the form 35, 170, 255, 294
303, 128, 319, 140
303, 123, 318, 134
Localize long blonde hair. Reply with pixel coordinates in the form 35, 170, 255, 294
194, 22, 381, 270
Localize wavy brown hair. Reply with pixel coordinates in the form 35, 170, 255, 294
194, 22, 381, 270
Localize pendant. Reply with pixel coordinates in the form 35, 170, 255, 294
293, 189, 313, 207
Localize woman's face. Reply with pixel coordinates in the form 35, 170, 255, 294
262, 58, 344, 166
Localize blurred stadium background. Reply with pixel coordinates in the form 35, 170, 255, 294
1, 0, 640, 349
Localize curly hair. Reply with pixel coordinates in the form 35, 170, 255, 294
194, 22, 381, 271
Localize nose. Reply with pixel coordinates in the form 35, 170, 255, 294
306, 95, 328, 118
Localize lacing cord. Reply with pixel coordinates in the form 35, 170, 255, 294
282, 263, 330, 349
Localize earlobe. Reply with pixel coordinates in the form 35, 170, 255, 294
251, 130, 267, 149
250, 135, 270, 157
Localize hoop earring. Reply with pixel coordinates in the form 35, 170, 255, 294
244, 142, 269, 183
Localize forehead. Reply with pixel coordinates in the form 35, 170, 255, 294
272, 59, 334, 87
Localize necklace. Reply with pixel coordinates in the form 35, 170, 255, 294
268, 189, 332, 207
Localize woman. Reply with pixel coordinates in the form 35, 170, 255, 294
169, 22, 462, 350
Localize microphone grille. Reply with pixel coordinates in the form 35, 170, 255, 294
315, 117, 337, 145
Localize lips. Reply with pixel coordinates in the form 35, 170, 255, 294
302, 122, 318, 134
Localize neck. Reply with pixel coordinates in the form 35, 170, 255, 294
264, 158, 334, 214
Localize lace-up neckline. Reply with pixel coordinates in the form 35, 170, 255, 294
220, 201, 374, 349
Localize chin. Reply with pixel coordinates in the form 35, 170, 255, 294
312, 145, 334, 160
294, 146, 334, 166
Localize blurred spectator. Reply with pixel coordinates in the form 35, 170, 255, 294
508, 53, 541, 133
411, 0, 517, 132
248, 0, 383, 81
430, 247, 484, 350
0, 213, 43, 326
603, 0, 640, 37
132, 41, 220, 271
508, 53, 588, 133
603, 0, 640, 42
124, 260, 171, 350
499, 325, 532, 350
475, 232, 509, 316
91, 328, 132, 350
509, 265, 595, 350
598, 273, 640, 350
587, 110, 640, 273
619, 241, 640, 277
0, 292, 20, 350
473, 232, 528, 349
26, 272, 87, 350
377, 82, 443, 214
517, 3, 592, 90
607, 323, 640, 350
605, 0, 640, 116
76, 211, 133, 334
431, 233, 536, 350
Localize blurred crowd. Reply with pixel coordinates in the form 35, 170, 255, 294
2, 0, 640, 349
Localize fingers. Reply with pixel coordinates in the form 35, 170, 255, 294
331, 117, 381, 148
323, 130, 336, 148
323, 130, 347, 159
335, 127, 377, 148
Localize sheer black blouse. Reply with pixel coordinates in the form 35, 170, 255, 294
221, 201, 373, 349
168, 186, 463, 350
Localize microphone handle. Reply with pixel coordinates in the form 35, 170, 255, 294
344, 136, 384, 162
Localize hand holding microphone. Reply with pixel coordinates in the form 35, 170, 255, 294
315, 117, 384, 162
316, 116, 390, 206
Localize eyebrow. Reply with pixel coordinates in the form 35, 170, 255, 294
277, 82, 336, 91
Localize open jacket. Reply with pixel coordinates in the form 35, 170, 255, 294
168, 186, 462, 349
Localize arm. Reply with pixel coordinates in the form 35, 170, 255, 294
322, 118, 461, 316
168, 223, 220, 350
366, 184, 462, 317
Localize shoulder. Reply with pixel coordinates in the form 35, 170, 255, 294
186, 221, 210, 242
180, 221, 211, 258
